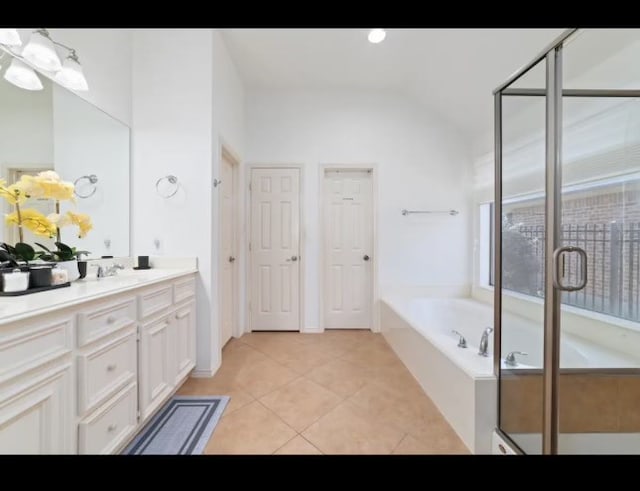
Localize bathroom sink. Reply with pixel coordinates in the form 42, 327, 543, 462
80, 270, 155, 283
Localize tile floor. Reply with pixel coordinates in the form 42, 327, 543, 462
177, 330, 469, 455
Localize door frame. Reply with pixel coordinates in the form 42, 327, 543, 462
318, 163, 379, 333
218, 144, 241, 342
245, 163, 305, 333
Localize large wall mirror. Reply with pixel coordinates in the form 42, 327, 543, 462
0, 48, 129, 259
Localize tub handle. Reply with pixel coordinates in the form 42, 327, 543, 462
451, 330, 467, 349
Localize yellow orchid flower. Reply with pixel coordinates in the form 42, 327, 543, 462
0, 179, 29, 205
17, 174, 45, 199
66, 211, 93, 238
5, 209, 57, 238
47, 212, 72, 228
21, 171, 76, 202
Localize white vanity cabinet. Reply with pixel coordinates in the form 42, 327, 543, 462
0, 313, 74, 454
0, 271, 198, 454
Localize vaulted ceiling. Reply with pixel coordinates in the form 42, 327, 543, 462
221, 28, 566, 146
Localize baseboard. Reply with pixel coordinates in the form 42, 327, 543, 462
301, 326, 323, 334
191, 368, 215, 378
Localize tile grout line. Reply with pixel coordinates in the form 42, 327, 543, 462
390, 433, 409, 454
298, 432, 325, 455
254, 398, 300, 437
271, 433, 300, 455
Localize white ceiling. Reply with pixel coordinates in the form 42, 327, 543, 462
221, 28, 566, 140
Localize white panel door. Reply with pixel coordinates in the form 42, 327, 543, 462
220, 153, 236, 346
323, 170, 373, 329
250, 168, 300, 331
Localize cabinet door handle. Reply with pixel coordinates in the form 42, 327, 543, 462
107, 423, 118, 432
107, 316, 117, 324
107, 364, 117, 372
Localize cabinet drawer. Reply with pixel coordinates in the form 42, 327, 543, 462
78, 382, 137, 455
77, 298, 136, 347
138, 285, 173, 320
0, 315, 73, 384
77, 330, 136, 416
173, 276, 196, 304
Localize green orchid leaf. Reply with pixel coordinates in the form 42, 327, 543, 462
35, 242, 52, 253
0, 250, 19, 267
15, 243, 35, 261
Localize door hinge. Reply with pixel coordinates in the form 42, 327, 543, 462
137, 410, 141, 421
249, 242, 252, 251
249, 182, 252, 191
136, 327, 141, 342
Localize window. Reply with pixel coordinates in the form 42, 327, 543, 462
484, 175, 640, 322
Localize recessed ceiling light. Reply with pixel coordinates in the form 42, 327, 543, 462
368, 29, 386, 44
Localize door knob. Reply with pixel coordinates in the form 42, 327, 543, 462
363, 255, 370, 261
229, 256, 236, 263
286, 255, 298, 262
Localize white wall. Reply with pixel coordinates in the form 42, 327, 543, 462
246, 89, 473, 330
132, 29, 216, 373
131, 29, 245, 375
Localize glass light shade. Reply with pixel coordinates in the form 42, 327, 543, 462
368, 29, 386, 44
3, 57, 43, 90
55, 56, 89, 91
22, 30, 61, 72
0, 29, 22, 46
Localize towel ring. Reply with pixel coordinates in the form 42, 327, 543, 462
156, 175, 179, 198
74, 174, 98, 198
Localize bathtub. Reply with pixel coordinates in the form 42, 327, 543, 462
380, 295, 640, 454
380, 297, 497, 454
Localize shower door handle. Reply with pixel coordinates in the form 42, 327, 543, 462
553, 246, 588, 292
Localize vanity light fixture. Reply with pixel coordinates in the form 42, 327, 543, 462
368, 29, 386, 44
55, 50, 88, 91
3, 57, 43, 91
22, 29, 62, 72
0, 29, 22, 47
0, 28, 89, 92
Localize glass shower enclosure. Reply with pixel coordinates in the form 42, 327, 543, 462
494, 28, 640, 454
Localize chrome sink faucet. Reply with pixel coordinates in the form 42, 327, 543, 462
93, 263, 125, 278
478, 327, 493, 357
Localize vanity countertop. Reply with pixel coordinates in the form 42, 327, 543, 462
0, 267, 198, 326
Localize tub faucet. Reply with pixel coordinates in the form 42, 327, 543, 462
504, 351, 528, 367
478, 327, 493, 357
451, 330, 467, 348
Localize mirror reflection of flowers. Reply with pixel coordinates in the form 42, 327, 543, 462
1, 170, 93, 243
48, 211, 93, 239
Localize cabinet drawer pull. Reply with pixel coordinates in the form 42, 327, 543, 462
107, 316, 117, 324
107, 423, 118, 432
107, 364, 117, 372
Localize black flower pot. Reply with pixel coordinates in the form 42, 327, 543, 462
28, 265, 53, 288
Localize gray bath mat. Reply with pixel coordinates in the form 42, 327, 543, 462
123, 396, 229, 455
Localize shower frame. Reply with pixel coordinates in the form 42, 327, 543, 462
492, 28, 640, 454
